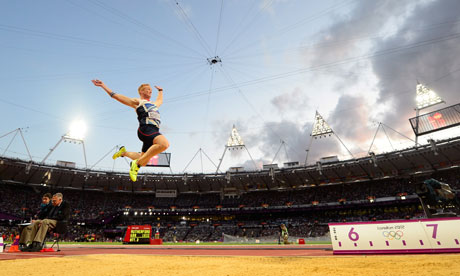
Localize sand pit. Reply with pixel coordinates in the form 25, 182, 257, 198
3, 254, 460, 276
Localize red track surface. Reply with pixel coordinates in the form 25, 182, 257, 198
0, 244, 333, 261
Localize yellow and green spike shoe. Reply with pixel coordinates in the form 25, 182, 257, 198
129, 160, 140, 182
112, 146, 126, 160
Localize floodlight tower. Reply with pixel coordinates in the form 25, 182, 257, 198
414, 83, 444, 146
41, 120, 88, 169
305, 111, 354, 165
215, 125, 257, 173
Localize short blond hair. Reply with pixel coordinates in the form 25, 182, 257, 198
138, 83, 150, 94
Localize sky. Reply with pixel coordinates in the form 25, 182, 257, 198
0, 0, 459, 174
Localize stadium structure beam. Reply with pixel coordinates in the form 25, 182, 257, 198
24, 166, 38, 184
427, 140, 452, 165
271, 140, 290, 165
385, 158, 400, 176
258, 174, 270, 190
280, 172, 295, 189
452, 145, 460, 162
0, 128, 33, 161
90, 145, 120, 170
305, 169, 318, 186
0, 161, 9, 176
11, 166, 25, 181
330, 167, 344, 183
291, 170, 304, 186
41, 134, 88, 170
340, 164, 353, 180
357, 163, 372, 179
183, 148, 218, 173
382, 122, 419, 146
69, 171, 77, 187
368, 123, 392, 154
54, 170, 64, 188
418, 152, 435, 171
399, 152, 416, 169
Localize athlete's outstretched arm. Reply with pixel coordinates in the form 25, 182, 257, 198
153, 85, 163, 107
92, 79, 139, 108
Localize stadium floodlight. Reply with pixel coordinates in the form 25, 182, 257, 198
305, 111, 354, 165
67, 119, 87, 141
311, 111, 333, 138
227, 125, 244, 147
416, 83, 444, 110
216, 125, 258, 173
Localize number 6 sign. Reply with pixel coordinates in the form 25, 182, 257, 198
348, 227, 359, 241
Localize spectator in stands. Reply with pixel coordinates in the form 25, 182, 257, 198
20, 193, 70, 252
18, 193, 53, 249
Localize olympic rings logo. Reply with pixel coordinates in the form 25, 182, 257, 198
382, 230, 404, 240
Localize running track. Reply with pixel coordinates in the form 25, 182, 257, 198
0, 244, 333, 260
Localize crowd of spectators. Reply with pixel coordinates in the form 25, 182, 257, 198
1, 167, 458, 220
0, 202, 427, 243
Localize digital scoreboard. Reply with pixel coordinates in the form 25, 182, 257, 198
145, 152, 171, 167
409, 103, 460, 136
123, 225, 152, 244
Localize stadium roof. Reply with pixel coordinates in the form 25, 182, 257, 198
1, 136, 459, 193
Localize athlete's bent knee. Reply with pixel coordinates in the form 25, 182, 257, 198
159, 141, 169, 151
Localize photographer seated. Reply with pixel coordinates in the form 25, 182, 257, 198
20, 193, 70, 252
18, 193, 53, 250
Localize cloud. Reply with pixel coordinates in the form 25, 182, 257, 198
270, 86, 310, 116
370, 0, 460, 133
211, 0, 460, 171
294, 0, 460, 152
242, 119, 348, 167
300, 1, 415, 69
328, 94, 374, 153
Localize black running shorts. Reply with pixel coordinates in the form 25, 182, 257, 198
137, 125, 162, 153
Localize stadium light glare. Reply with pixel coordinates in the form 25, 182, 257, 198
415, 83, 444, 110
227, 125, 244, 147
67, 119, 87, 140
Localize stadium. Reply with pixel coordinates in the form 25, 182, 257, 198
2, 1, 460, 275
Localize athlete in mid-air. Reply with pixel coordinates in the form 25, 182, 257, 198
92, 79, 169, 182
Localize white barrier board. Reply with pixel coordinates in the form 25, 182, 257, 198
328, 217, 460, 254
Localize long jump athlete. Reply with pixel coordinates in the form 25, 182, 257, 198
92, 79, 169, 182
